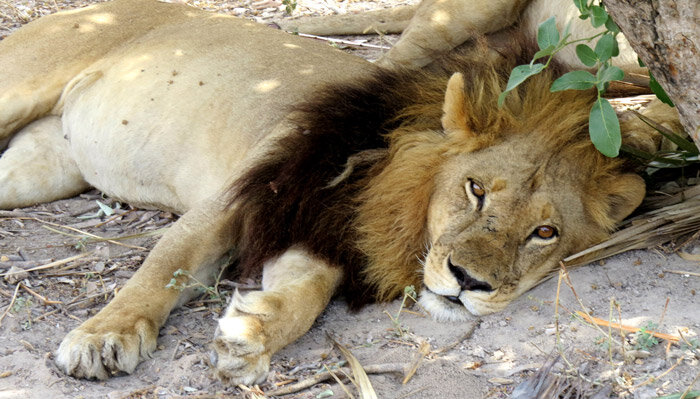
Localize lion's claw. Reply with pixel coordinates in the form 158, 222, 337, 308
210, 315, 270, 385
55, 319, 156, 380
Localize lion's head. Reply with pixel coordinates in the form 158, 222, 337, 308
356, 66, 646, 321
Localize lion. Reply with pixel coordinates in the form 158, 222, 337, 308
0, 0, 674, 386
279, 0, 647, 74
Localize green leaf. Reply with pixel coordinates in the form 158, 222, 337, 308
573, 0, 588, 13
655, 390, 700, 399
649, 73, 674, 106
589, 97, 621, 157
537, 16, 560, 51
590, 5, 609, 27
550, 70, 597, 91
611, 35, 620, 57
532, 45, 555, 63
498, 63, 546, 107
605, 17, 620, 34
596, 65, 624, 86
595, 34, 616, 62
575, 44, 598, 67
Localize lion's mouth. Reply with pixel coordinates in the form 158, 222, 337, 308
419, 287, 474, 322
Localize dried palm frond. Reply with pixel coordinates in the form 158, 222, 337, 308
565, 184, 700, 266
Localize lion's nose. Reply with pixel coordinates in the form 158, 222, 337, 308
448, 258, 494, 292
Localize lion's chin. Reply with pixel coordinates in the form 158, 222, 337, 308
419, 289, 475, 322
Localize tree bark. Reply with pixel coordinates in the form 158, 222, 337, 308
604, 0, 699, 146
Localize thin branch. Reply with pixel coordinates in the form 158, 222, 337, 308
298, 32, 391, 49
0, 252, 93, 277
0, 283, 20, 327
266, 363, 405, 396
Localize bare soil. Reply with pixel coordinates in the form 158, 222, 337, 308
1, 1, 699, 398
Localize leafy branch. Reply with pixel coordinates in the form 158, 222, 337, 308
499, 0, 673, 158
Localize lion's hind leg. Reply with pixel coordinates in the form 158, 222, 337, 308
0, 116, 89, 209
211, 248, 342, 385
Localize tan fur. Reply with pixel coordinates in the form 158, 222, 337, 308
357, 68, 650, 316
0, 0, 678, 386
282, 0, 646, 77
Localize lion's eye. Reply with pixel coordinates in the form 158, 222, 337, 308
467, 180, 485, 210
470, 181, 486, 197
533, 225, 558, 240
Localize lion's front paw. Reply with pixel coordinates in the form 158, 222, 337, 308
210, 315, 270, 385
55, 318, 157, 380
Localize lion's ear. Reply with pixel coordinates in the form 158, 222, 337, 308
588, 173, 646, 229
441, 72, 474, 137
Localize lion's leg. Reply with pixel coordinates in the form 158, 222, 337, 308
0, 116, 89, 209
55, 197, 235, 380
211, 248, 342, 385
277, 5, 416, 36
376, 0, 531, 69
620, 99, 683, 153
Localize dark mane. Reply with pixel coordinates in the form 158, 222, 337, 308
226, 67, 427, 307
225, 46, 579, 307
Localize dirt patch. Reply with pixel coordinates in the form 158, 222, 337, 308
1, 1, 699, 398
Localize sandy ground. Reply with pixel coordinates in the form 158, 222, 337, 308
1, 1, 699, 398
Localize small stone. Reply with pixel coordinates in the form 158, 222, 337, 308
4, 266, 28, 284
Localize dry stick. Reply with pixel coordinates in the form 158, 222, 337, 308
403, 341, 430, 384
553, 268, 574, 369
20, 283, 62, 305
658, 297, 671, 326
95, 208, 137, 228
615, 301, 627, 363
0, 259, 52, 270
324, 364, 355, 399
559, 263, 625, 342
266, 363, 405, 396
664, 270, 700, 278
679, 330, 700, 357
632, 356, 684, 389
0, 283, 20, 328
41, 224, 147, 251
680, 370, 700, 399
607, 298, 615, 367
575, 312, 680, 343
334, 339, 377, 399
0, 252, 93, 277
297, 32, 391, 49
431, 319, 479, 356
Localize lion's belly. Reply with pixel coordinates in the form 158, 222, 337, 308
59, 16, 372, 213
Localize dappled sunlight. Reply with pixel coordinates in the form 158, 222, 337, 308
431, 10, 450, 25
283, 43, 301, 49
88, 13, 114, 25
254, 79, 281, 93
43, 10, 116, 35
118, 54, 154, 81
76, 23, 96, 33
174, 49, 185, 57
297, 66, 314, 75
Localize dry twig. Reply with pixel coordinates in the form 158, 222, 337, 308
575, 311, 680, 343
266, 363, 405, 396
0, 283, 20, 327
0, 252, 93, 277
20, 284, 62, 305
